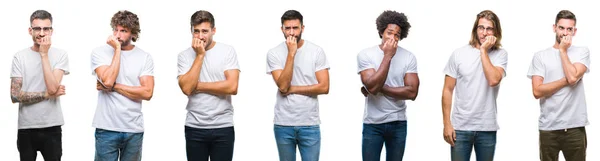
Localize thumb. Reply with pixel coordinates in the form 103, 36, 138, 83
453, 130, 456, 141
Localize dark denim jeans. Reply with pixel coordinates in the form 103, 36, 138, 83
185, 126, 235, 161
362, 121, 407, 161
451, 130, 497, 161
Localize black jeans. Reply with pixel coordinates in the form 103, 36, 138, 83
17, 126, 62, 161
185, 126, 235, 161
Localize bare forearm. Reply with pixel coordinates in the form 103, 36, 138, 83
288, 84, 329, 96
276, 54, 295, 92
480, 52, 502, 86
114, 84, 153, 101
179, 55, 204, 96
533, 78, 568, 99
442, 90, 453, 127
99, 50, 121, 87
382, 86, 418, 100
40, 56, 61, 94
364, 56, 393, 94
559, 52, 579, 84
195, 81, 238, 96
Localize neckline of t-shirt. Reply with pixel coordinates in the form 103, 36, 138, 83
120, 46, 138, 53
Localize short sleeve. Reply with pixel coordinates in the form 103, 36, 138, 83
491, 49, 508, 77
443, 52, 458, 78
406, 53, 418, 73
266, 50, 282, 74
224, 47, 240, 71
140, 54, 154, 77
55, 51, 70, 75
527, 53, 545, 79
315, 47, 329, 71
357, 51, 374, 74
10, 56, 22, 78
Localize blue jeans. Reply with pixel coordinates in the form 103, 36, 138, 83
274, 125, 321, 161
95, 128, 144, 161
362, 121, 407, 161
185, 126, 235, 161
451, 130, 496, 161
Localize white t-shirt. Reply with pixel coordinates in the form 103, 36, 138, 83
527, 46, 590, 131
91, 45, 154, 133
11, 47, 70, 129
266, 40, 329, 126
444, 45, 508, 131
177, 43, 240, 129
357, 45, 418, 124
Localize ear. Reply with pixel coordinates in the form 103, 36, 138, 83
212, 27, 216, 35
552, 24, 557, 33
573, 27, 577, 36
28, 28, 32, 36
280, 26, 284, 32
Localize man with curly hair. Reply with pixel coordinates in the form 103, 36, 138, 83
266, 10, 330, 161
441, 10, 507, 161
357, 10, 419, 161
11, 9, 69, 161
91, 10, 154, 161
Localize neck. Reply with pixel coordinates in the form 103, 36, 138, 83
206, 41, 217, 51
121, 44, 135, 51
552, 42, 560, 49
297, 39, 305, 49
31, 44, 41, 52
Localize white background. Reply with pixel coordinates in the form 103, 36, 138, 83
0, 0, 597, 160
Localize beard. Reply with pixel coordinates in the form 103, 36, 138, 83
204, 38, 213, 49
283, 32, 302, 43
555, 35, 563, 44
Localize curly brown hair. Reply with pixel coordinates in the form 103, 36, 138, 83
111, 10, 141, 42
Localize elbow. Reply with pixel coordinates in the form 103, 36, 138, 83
533, 91, 542, 99
278, 86, 290, 94
229, 84, 239, 95
566, 77, 579, 86
322, 85, 329, 95
103, 81, 115, 90
181, 87, 194, 96
367, 88, 379, 95
408, 91, 418, 101
487, 79, 500, 87
143, 89, 154, 101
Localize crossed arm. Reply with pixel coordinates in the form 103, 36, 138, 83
271, 69, 329, 96
11, 68, 65, 105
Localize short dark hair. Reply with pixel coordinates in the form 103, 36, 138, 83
111, 10, 141, 42
376, 10, 411, 40
30, 10, 52, 24
281, 10, 303, 25
190, 10, 215, 28
555, 10, 576, 25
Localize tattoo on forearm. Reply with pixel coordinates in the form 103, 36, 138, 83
11, 77, 46, 105
10, 78, 22, 103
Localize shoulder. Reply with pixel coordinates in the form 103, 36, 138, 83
268, 42, 287, 55
13, 47, 33, 58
